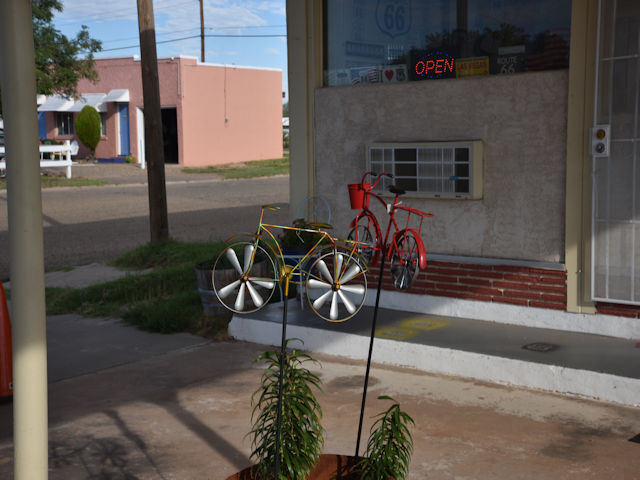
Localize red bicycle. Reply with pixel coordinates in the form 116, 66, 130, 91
347, 171, 433, 290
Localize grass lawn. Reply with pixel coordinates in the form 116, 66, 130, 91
181, 155, 289, 179
45, 240, 233, 337
0, 176, 110, 190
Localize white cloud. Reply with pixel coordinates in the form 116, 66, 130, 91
159, 1, 271, 36
247, 1, 286, 16
264, 47, 280, 55
56, 0, 138, 23
55, 0, 282, 31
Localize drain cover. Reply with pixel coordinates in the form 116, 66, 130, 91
522, 342, 558, 353
629, 434, 640, 444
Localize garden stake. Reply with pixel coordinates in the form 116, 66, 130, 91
274, 273, 290, 480
355, 247, 386, 458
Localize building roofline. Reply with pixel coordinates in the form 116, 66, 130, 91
93, 54, 281, 73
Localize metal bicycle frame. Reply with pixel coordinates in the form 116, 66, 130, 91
350, 180, 428, 269
227, 205, 366, 286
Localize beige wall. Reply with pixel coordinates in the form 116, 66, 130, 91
314, 70, 568, 263
181, 63, 283, 167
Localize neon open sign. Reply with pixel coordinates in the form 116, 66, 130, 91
414, 52, 455, 79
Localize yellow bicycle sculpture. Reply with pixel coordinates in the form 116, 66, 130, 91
212, 205, 369, 322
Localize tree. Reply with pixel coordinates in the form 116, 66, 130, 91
75, 105, 101, 157
0, 0, 102, 114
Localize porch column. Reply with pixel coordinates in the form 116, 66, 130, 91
0, 1, 49, 478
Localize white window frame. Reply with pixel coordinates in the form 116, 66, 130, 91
368, 141, 484, 199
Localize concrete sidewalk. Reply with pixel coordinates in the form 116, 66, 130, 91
53, 162, 225, 185
1, 338, 640, 479
0, 266, 638, 478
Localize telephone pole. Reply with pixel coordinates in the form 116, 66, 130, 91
137, 0, 170, 242
200, 0, 205, 62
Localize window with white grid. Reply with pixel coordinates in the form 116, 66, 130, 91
368, 141, 483, 199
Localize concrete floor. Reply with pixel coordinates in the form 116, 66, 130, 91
1, 339, 640, 479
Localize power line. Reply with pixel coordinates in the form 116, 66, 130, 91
98, 33, 286, 53
101, 25, 285, 46
100, 28, 199, 45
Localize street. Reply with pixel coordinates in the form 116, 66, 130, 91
0, 173, 290, 281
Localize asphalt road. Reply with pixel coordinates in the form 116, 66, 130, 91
0, 175, 290, 281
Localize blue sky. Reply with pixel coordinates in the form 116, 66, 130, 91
53, 0, 289, 100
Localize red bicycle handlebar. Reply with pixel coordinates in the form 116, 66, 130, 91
361, 171, 393, 191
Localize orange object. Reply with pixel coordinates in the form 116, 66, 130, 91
0, 283, 13, 398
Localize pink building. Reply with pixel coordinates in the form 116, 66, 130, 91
37, 56, 283, 166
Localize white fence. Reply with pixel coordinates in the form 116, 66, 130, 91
0, 140, 74, 179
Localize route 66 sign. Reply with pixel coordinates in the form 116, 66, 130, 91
376, 0, 411, 38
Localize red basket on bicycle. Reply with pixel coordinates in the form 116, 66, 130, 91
348, 183, 370, 209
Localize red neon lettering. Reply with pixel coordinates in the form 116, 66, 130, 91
444, 58, 454, 72
415, 61, 425, 75
435, 59, 444, 74
426, 60, 435, 73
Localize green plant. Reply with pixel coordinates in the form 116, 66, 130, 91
356, 396, 415, 480
125, 154, 136, 164
249, 341, 324, 480
45, 240, 230, 334
278, 218, 326, 251
75, 105, 101, 156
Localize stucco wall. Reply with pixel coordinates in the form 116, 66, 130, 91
314, 70, 568, 263
181, 64, 283, 166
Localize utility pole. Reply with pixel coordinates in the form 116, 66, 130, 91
200, 0, 205, 62
137, 0, 170, 242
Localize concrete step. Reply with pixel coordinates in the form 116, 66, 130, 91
229, 302, 640, 407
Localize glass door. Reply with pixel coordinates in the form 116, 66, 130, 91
592, 0, 640, 304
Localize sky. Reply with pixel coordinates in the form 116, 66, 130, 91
52, 0, 289, 100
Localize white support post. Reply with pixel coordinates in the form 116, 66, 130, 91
65, 140, 71, 179
0, 1, 49, 479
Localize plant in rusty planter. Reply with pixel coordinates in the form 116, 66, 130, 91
248, 341, 324, 480
229, 345, 415, 480
356, 396, 415, 480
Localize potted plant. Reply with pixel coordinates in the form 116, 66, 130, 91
279, 218, 328, 289
226, 343, 415, 480
355, 396, 415, 480
249, 340, 324, 479
278, 218, 326, 254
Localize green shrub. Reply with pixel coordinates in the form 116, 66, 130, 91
75, 105, 101, 156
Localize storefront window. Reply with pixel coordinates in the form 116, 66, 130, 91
324, 0, 572, 86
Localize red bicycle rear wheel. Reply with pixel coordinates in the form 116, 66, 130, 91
389, 232, 420, 290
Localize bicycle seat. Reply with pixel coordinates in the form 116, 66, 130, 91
388, 185, 406, 195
